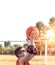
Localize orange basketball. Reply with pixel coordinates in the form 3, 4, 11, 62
26, 26, 39, 40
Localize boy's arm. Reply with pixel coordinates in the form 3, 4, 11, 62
28, 31, 36, 47
19, 31, 38, 63
19, 45, 38, 63
19, 52, 34, 63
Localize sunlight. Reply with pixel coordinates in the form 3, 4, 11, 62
45, 29, 54, 44
46, 30, 53, 38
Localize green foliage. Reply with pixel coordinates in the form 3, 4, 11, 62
13, 44, 22, 50
0, 44, 2, 48
0, 47, 2, 54
4, 41, 11, 47
23, 43, 28, 49
3, 46, 14, 54
49, 17, 55, 29
0, 42, 22, 55
36, 21, 44, 31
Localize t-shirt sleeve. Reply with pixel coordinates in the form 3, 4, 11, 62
27, 45, 38, 55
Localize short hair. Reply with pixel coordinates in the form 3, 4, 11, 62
14, 47, 22, 58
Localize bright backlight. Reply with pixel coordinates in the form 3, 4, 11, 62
46, 30, 53, 38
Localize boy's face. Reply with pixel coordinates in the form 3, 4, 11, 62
18, 48, 26, 58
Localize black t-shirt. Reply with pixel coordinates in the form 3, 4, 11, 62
27, 45, 38, 55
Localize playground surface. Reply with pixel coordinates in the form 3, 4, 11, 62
0, 55, 55, 65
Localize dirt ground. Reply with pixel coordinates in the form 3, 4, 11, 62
0, 55, 55, 65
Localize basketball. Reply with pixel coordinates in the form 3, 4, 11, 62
26, 26, 39, 40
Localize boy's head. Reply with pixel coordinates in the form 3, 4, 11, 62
26, 26, 39, 40
14, 47, 26, 58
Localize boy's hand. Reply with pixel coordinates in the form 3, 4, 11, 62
29, 31, 37, 45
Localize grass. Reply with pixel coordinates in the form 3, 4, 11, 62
0, 55, 55, 65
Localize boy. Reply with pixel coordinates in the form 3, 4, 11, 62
14, 26, 39, 65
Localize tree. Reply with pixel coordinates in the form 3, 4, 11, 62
4, 41, 11, 47
0, 44, 2, 48
3, 46, 14, 55
36, 21, 44, 54
35, 21, 49, 55
23, 43, 28, 49
36, 21, 44, 31
13, 44, 21, 49
49, 17, 55, 28
0, 44, 2, 54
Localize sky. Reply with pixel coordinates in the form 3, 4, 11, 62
0, 0, 55, 45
